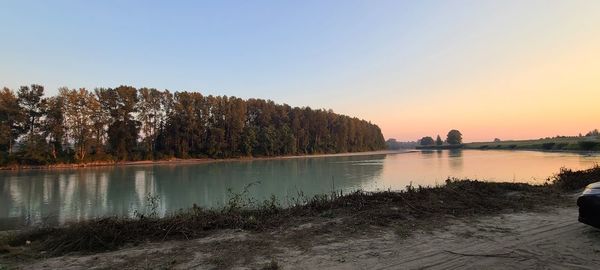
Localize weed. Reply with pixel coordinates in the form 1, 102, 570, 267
134, 193, 161, 219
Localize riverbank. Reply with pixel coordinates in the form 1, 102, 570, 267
10, 207, 598, 270
0, 150, 405, 171
1, 166, 598, 269
417, 136, 600, 152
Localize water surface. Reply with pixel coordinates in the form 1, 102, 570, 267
1, 150, 599, 229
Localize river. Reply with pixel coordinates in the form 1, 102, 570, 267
1, 149, 599, 229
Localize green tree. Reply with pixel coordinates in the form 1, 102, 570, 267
446, 130, 463, 145
17, 85, 45, 137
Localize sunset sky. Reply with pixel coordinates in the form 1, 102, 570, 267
1, 0, 599, 142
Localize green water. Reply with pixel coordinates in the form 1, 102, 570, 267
1, 150, 599, 229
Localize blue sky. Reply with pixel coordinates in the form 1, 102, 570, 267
2, 1, 600, 141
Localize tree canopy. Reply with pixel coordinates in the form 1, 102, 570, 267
435, 135, 443, 146
420, 136, 435, 146
0, 85, 386, 165
446, 129, 463, 145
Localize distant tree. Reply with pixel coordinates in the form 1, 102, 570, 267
494, 138, 501, 142
446, 130, 463, 145
420, 136, 435, 146
61, 88, 97, 161
435, 135, 443, 146
586, 129, 599, 137
42, 95, 66, 161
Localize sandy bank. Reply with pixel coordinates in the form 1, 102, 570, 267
10, 207, 599, 269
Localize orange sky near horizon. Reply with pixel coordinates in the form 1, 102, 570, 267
335, 5, 600, 143
376, 42, 600, 142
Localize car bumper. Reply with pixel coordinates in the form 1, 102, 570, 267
577, 195, 600, 228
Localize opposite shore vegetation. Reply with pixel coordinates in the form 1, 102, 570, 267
0, 84, 385, 167
405, 130, 600, 152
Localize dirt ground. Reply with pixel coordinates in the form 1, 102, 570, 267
9, 206, 600, 270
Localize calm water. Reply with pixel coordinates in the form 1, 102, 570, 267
1, 150, 599, 229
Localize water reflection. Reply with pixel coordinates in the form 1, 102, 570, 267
2, 150, 600, 229
448, 149, 463, 170
0, 154, 385, 229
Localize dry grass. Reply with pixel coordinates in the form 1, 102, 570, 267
548, 165, 600, 191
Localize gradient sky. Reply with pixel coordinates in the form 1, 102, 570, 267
1, 0, 599, 142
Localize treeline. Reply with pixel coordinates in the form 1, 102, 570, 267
0, 85, 385, 165
385, 139, 417, 150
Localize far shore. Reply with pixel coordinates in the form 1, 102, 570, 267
3, 147, 599, 172
416, 136, 600, 153
0, 150, 411, 171
417, 145, 600, 154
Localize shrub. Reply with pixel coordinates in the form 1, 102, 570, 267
549, 165, 600, 191
578, 141, 600, 151
541, 143, 556, 150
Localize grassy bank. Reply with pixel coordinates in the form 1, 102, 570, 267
417, 136, 600, 151
1, 166, 599, 261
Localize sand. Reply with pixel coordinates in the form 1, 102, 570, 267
12, 207, 600, 269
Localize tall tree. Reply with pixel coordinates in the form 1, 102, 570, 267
97, 86, 140, 161
61, 88, 97, 161
17, 85, 45, 137
0, 88, 25, 156
137, 88, 165, 157
17, 85, 48, 164
435, 135, 443, 146
42, 95, 66, 160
